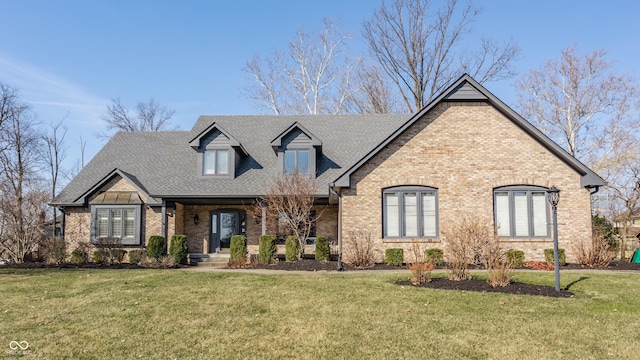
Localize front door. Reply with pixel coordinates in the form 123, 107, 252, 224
210, 210, 246, 253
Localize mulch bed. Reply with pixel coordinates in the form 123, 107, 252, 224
396, 278, 574, 298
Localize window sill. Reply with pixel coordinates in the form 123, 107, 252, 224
382, 238, 441, 244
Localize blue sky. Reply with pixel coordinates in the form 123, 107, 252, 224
1, 0, 638, 174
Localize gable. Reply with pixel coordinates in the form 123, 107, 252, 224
332, 74, 606, 190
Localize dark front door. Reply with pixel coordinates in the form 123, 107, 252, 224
210, 210, 246, 253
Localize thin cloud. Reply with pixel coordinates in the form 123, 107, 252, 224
0, 53, 107, 127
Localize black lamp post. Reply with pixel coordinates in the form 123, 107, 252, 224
547, 186, 561, 292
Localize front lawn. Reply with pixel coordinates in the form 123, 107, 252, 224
1, 268, 638, 359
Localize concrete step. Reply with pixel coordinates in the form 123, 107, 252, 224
190, 253, 230, 268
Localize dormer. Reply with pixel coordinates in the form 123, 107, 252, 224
270, 122, 322, 177
189, 123, 248, 178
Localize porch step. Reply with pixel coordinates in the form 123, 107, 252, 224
189, 253, 230, 268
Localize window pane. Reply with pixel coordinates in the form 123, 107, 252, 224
297, 150, 309, 174
110, 209, 122, 238
495, 192, 511, 236
532, 192, 548, 236
216, 149, 229, 175
203, 150, 216, 174
422, 192, 436, 237
96, 209, 109, 238
403, 193, 418, 237
123, 209, 135, 238
284, 150, 296, 173
385, 193, 399, 237
513, 192, 529, 236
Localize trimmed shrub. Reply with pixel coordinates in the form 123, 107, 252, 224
285, 236, 300, 261
93, 250, 105, 264
70, 249, 88, 264
505, 250, 525, 267
147, 236, 166, 261
110, 249, 127, 263
128, 249, 145, 264
544, 248, 566, 266
259, 235, 277, 264
315, 236, 330, 261
169, 235, 188, 264
229, 235, 247, 266
424, 248, 444, 266
385, 248, 404, 266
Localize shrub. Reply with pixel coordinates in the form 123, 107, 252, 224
444, 216, 493, 281
110, 249, 127, 263
258, 235, 277, 264
344, 230, 377, 269
544, 248, 566, 266
385, 248, 403, 266
505, 250, 525, 267
95, 237, 125, 264
229, 235, 247, 267
42, 236, 67, 264
484, 238, 515, 288
573, 234, 616, 268
70, 249, 88, 264
169, 235, 188, 264
147, 236, 166, 261
285, 236, 300, 261
425, 248, 444, 266
128, 249, 145, 264
315, 236, 330, 261
93, 250, 105, 264
407, 242, 433, 285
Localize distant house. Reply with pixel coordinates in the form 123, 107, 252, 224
51, 74, 605, 263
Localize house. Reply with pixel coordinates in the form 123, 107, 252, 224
51, 74, 605, 263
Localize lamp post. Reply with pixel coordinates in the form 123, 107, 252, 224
547, 186, 561, 292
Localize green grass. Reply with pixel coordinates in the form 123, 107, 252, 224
1, 269, 639, 359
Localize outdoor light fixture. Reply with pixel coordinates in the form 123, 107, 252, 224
547, 186, 561, 292
193, 213, 199, 225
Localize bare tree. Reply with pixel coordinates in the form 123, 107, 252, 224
101, 97, 176, 136
0, 83, 28, 152
607, 145, 640, 261
344, 62, 401, 114
0, 94, 48, 262
261, 173, 319, 256
363, 0, 520, 112
41, 118, 68, 239
243, 18, 360, 115
515, 46, 640, 173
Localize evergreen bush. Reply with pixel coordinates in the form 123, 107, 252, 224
259, 235, 277, 264
385, 248, 404, 266
169, 235, 188, 264
147, 236, 166, 260
315, 236, 330, 261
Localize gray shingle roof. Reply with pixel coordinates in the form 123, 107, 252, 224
54, 114, 409, 205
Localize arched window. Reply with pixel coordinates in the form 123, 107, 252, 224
383, 186, 438, 238
494, 186, 549, 238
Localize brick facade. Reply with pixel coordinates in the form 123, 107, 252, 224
341, 102, 592, 263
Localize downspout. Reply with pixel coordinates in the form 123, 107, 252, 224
60, 207, 66, 239
161, 200, 167, 247
329, 183, 343, 271
589, 186, 600, 195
